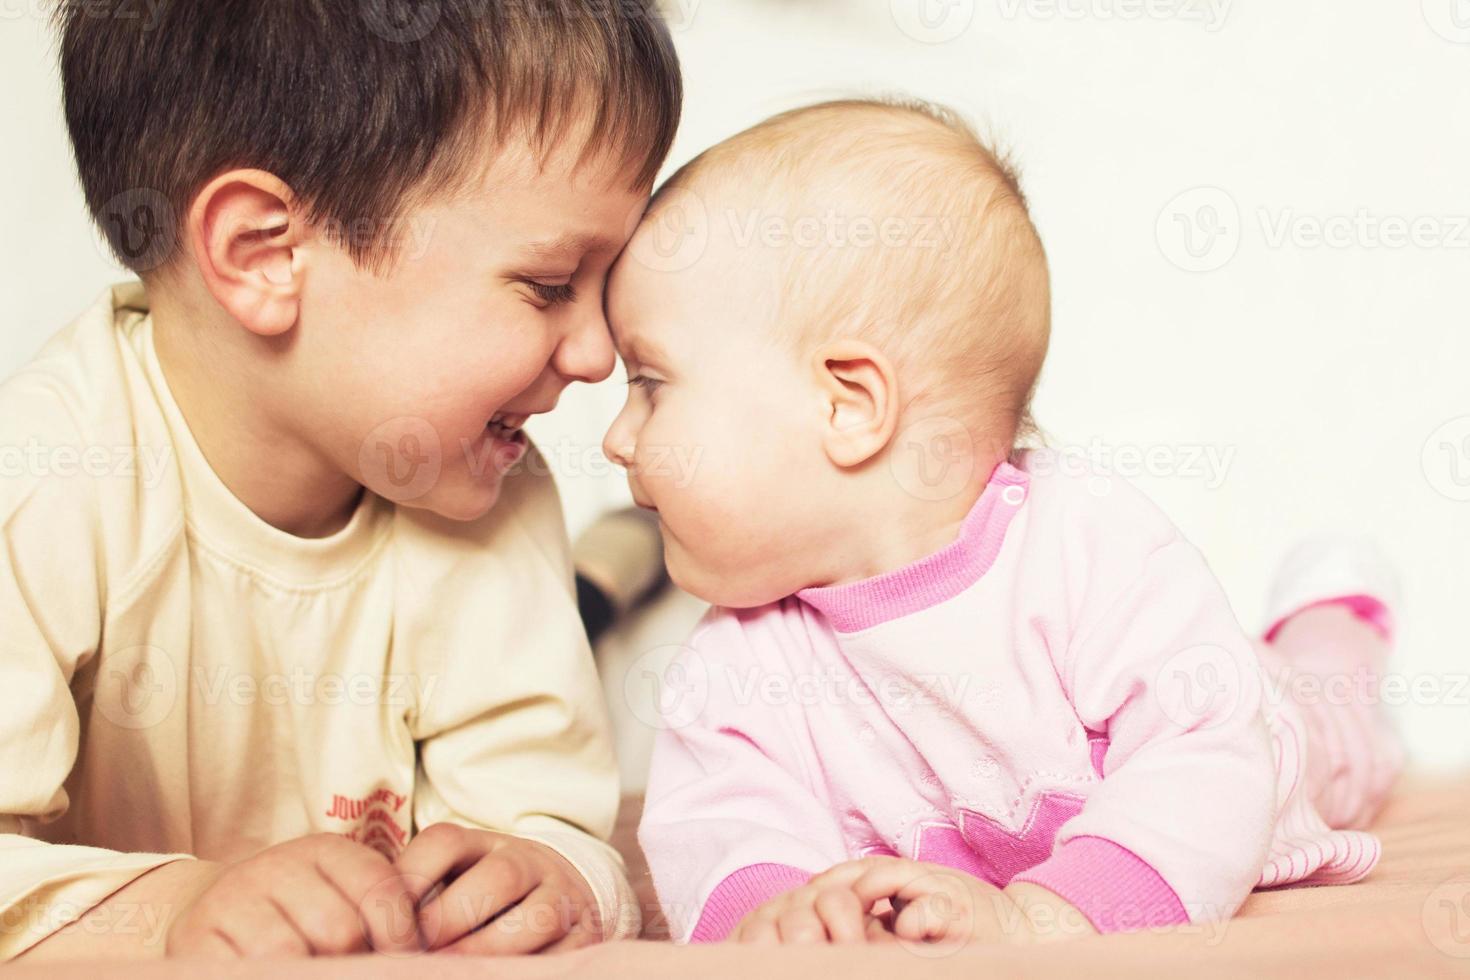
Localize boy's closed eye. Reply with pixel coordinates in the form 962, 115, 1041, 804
519, 278, 578, 307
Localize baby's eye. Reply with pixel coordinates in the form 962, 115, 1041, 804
628, 375, 664, 400
524, 280, 577, 306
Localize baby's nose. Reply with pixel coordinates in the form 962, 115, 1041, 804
601, 425, 635, 471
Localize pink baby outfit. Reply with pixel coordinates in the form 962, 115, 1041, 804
638, 450, 1399, 942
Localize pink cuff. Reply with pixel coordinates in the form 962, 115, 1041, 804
1011, 835, 1188, 933
689, 863, 815, 943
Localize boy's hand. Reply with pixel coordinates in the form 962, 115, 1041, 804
726, 875, 897, 945
166, 834, 424, 958
394, 823, 599, 955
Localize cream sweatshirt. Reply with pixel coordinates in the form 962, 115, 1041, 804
0, 283, 637, 959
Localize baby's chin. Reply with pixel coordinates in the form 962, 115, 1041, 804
664, 541, 800, 610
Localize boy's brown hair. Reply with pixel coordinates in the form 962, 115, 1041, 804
57, 0, 682, 274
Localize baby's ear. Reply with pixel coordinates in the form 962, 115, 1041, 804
812, 340, 901, 468
186, 169, 308, 337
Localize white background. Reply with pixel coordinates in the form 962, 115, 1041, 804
2, 1, 1467, 777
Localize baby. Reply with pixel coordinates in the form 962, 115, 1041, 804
604, 100, 1403, 946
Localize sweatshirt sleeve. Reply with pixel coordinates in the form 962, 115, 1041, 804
0, 377, 190, 961
1012, 533, 1277, 933
637, 608, 850, 943
405, 454, 639, 941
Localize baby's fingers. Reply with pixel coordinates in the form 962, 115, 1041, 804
850, 862, 961, 909
777, 898, 828, 945
813, 888, 866, 944
864, 914, 899, 944
894, 891, 973, 945
729, 906, 780, 945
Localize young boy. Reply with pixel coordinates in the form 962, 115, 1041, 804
1, 0, 679, 961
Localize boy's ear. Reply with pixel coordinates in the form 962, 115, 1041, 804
187, 169, 307, 337
811, 340, 901, 468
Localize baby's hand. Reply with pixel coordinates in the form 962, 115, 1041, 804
726, 875, 896, 945
823, 856, 1096, 947
830, 856, 1009, 947
394, 823, 599, 955
166, 833, 423, 958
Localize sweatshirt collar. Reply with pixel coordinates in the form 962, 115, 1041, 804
795, 459, 1029, 633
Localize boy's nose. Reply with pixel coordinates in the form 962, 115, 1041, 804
555, 307, 617, 384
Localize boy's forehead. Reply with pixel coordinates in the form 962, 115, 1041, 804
468, 145, 648, 248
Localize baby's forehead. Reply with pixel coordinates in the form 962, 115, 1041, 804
610, 197, 755, 315
604, 262, 667, 362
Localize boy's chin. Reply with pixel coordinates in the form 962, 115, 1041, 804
393, 478, 505, 524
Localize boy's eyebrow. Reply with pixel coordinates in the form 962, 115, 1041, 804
521, 232, 621, 259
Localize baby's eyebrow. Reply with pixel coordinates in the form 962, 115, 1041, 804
620, 334, 671, 368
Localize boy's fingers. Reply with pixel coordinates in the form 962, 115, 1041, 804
419, 853, 538, 949
269, 869, 372, 955
315, 848, 424, 955
392, 824, 484, 903
440, 882, 570, 956
226, 895, 313, 958
174, 927, 244, 959
814, 888, 866, 944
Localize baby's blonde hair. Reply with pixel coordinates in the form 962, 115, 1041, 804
657, 98, 1050, 452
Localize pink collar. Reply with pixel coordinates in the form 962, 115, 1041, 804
796, 460, 1030, 633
